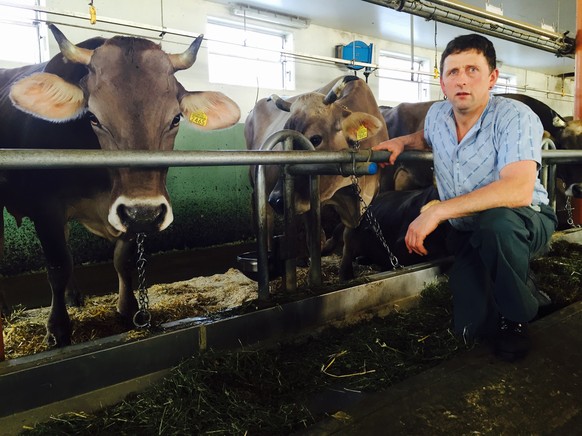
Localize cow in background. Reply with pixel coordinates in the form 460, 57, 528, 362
352, 186, 451, 270
244, 75, 389, 281
0, 25, 240, 347
380, 95, 582, 229
380, 102, 435, 191
494, 94, 582, 225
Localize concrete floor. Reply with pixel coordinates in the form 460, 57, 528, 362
302, 300, 582, 435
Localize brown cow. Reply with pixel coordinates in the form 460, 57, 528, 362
0, 25, 240, 346
244, 75, 389, 280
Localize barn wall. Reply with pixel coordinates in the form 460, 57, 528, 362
0, 0, 576, 275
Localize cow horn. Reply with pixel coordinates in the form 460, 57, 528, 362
323, 75, 359, 105
552, 114, 567, 128
49, 24, 93, 65
271, 94, 292, 112
169, 35, 204, 71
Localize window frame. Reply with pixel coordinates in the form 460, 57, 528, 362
0, 0, 48, 65
206, 18, 294, 91
377, 51, 431, 103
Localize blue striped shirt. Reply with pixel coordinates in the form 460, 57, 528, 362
424, 94, 549, 231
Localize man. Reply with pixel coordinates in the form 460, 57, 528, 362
374, 34, 557, 361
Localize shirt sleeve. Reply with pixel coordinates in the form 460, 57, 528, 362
495, 99, 544, 171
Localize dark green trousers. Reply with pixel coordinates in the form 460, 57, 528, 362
446, 204, 557, 341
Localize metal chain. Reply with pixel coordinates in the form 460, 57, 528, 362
349, 144, 402, 269
133, 232, 151, 328
564, 183, 582, 228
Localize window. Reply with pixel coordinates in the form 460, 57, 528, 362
0, 1, 48, 64
206, 20, 293, 90
493, 73, 517, 94
378, 52, 430, 103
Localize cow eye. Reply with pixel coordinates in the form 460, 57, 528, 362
310, 135, 323, 147
170, 114, 182, 129
87, 112, 100, 127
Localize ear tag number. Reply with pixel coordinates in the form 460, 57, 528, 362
189, 111, 208, 127
356, 125, 368, 141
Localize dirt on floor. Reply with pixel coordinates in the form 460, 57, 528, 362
4, 236, 582, 435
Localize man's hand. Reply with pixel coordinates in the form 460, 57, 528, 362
405, 202, 442, 256
372, 137, 405, 167
372, 130, 428, 167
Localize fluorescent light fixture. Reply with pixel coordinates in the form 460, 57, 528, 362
230, 4, 310, 29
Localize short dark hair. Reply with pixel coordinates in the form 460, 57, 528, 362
440, 34, 497, 74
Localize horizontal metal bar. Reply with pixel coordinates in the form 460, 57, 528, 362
0, 149, 580, 170
286, 162, 378, 176
0, 149, 391, 169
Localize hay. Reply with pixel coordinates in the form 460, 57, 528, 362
3, 268, 259, 359
9, 241, 582, 435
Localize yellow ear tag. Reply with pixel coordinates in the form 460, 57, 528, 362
356, 125, 368, 141
189, 111, 208, 127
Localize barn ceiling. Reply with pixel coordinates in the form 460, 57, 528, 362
208, 0, 576, 76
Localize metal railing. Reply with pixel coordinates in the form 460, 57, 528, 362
1, 140, 581, 300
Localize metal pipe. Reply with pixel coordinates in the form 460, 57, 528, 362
362, 0, 575, 56
0, 149, 580, 169
308, 175, 322, 287
282, 136, 297, 293
429, 0, 565, 40
286, 162, 378, 176
0, 149, 392, 169
0, 1, 200, 40
255, 164, 270, 300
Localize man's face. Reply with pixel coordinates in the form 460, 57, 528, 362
440, 49, 498, 115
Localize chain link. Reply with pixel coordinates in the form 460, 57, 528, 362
564, 185, 582, 228
133, 232, 151, 328
349, 144, 402, 269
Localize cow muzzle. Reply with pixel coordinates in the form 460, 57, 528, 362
565, 183, 582, 198
108, 195, 174, 234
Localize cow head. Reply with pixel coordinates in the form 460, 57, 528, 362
555, 119, 582, 198
9, 24, 240, 235
268, 77, 384, 217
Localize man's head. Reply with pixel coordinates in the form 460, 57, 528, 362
439, 34, 499, 115
440, 34, 497, 74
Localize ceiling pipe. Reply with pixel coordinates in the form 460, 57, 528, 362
362, 0, 575, 57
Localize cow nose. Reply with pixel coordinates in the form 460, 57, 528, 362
268, 193, 285, 215
117, 203, 167, 233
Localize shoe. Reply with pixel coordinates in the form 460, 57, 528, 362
527, 271, 551, 307
494, 317, 531, 361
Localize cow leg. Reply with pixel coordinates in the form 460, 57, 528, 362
339, 226, 356, 281
113, 238, 138, 321
63, 222, 84, 307
33, 217, 73, 347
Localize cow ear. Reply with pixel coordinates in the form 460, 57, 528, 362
9, 73, 86, 122
342, 112, 383, 142
180, 91, 241, 130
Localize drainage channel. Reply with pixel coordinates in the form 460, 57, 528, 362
0, 258, 450, 431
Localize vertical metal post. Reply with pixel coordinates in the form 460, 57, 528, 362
308, 175, 322, 286
541, 138, 557, 211
282, 136, 297, 292
255, 164, 270, 300
547, 164, 557, 211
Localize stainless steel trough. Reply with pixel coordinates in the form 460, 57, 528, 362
0, 258, 450, 434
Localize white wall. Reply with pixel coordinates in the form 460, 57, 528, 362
2, 0, 575, 118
